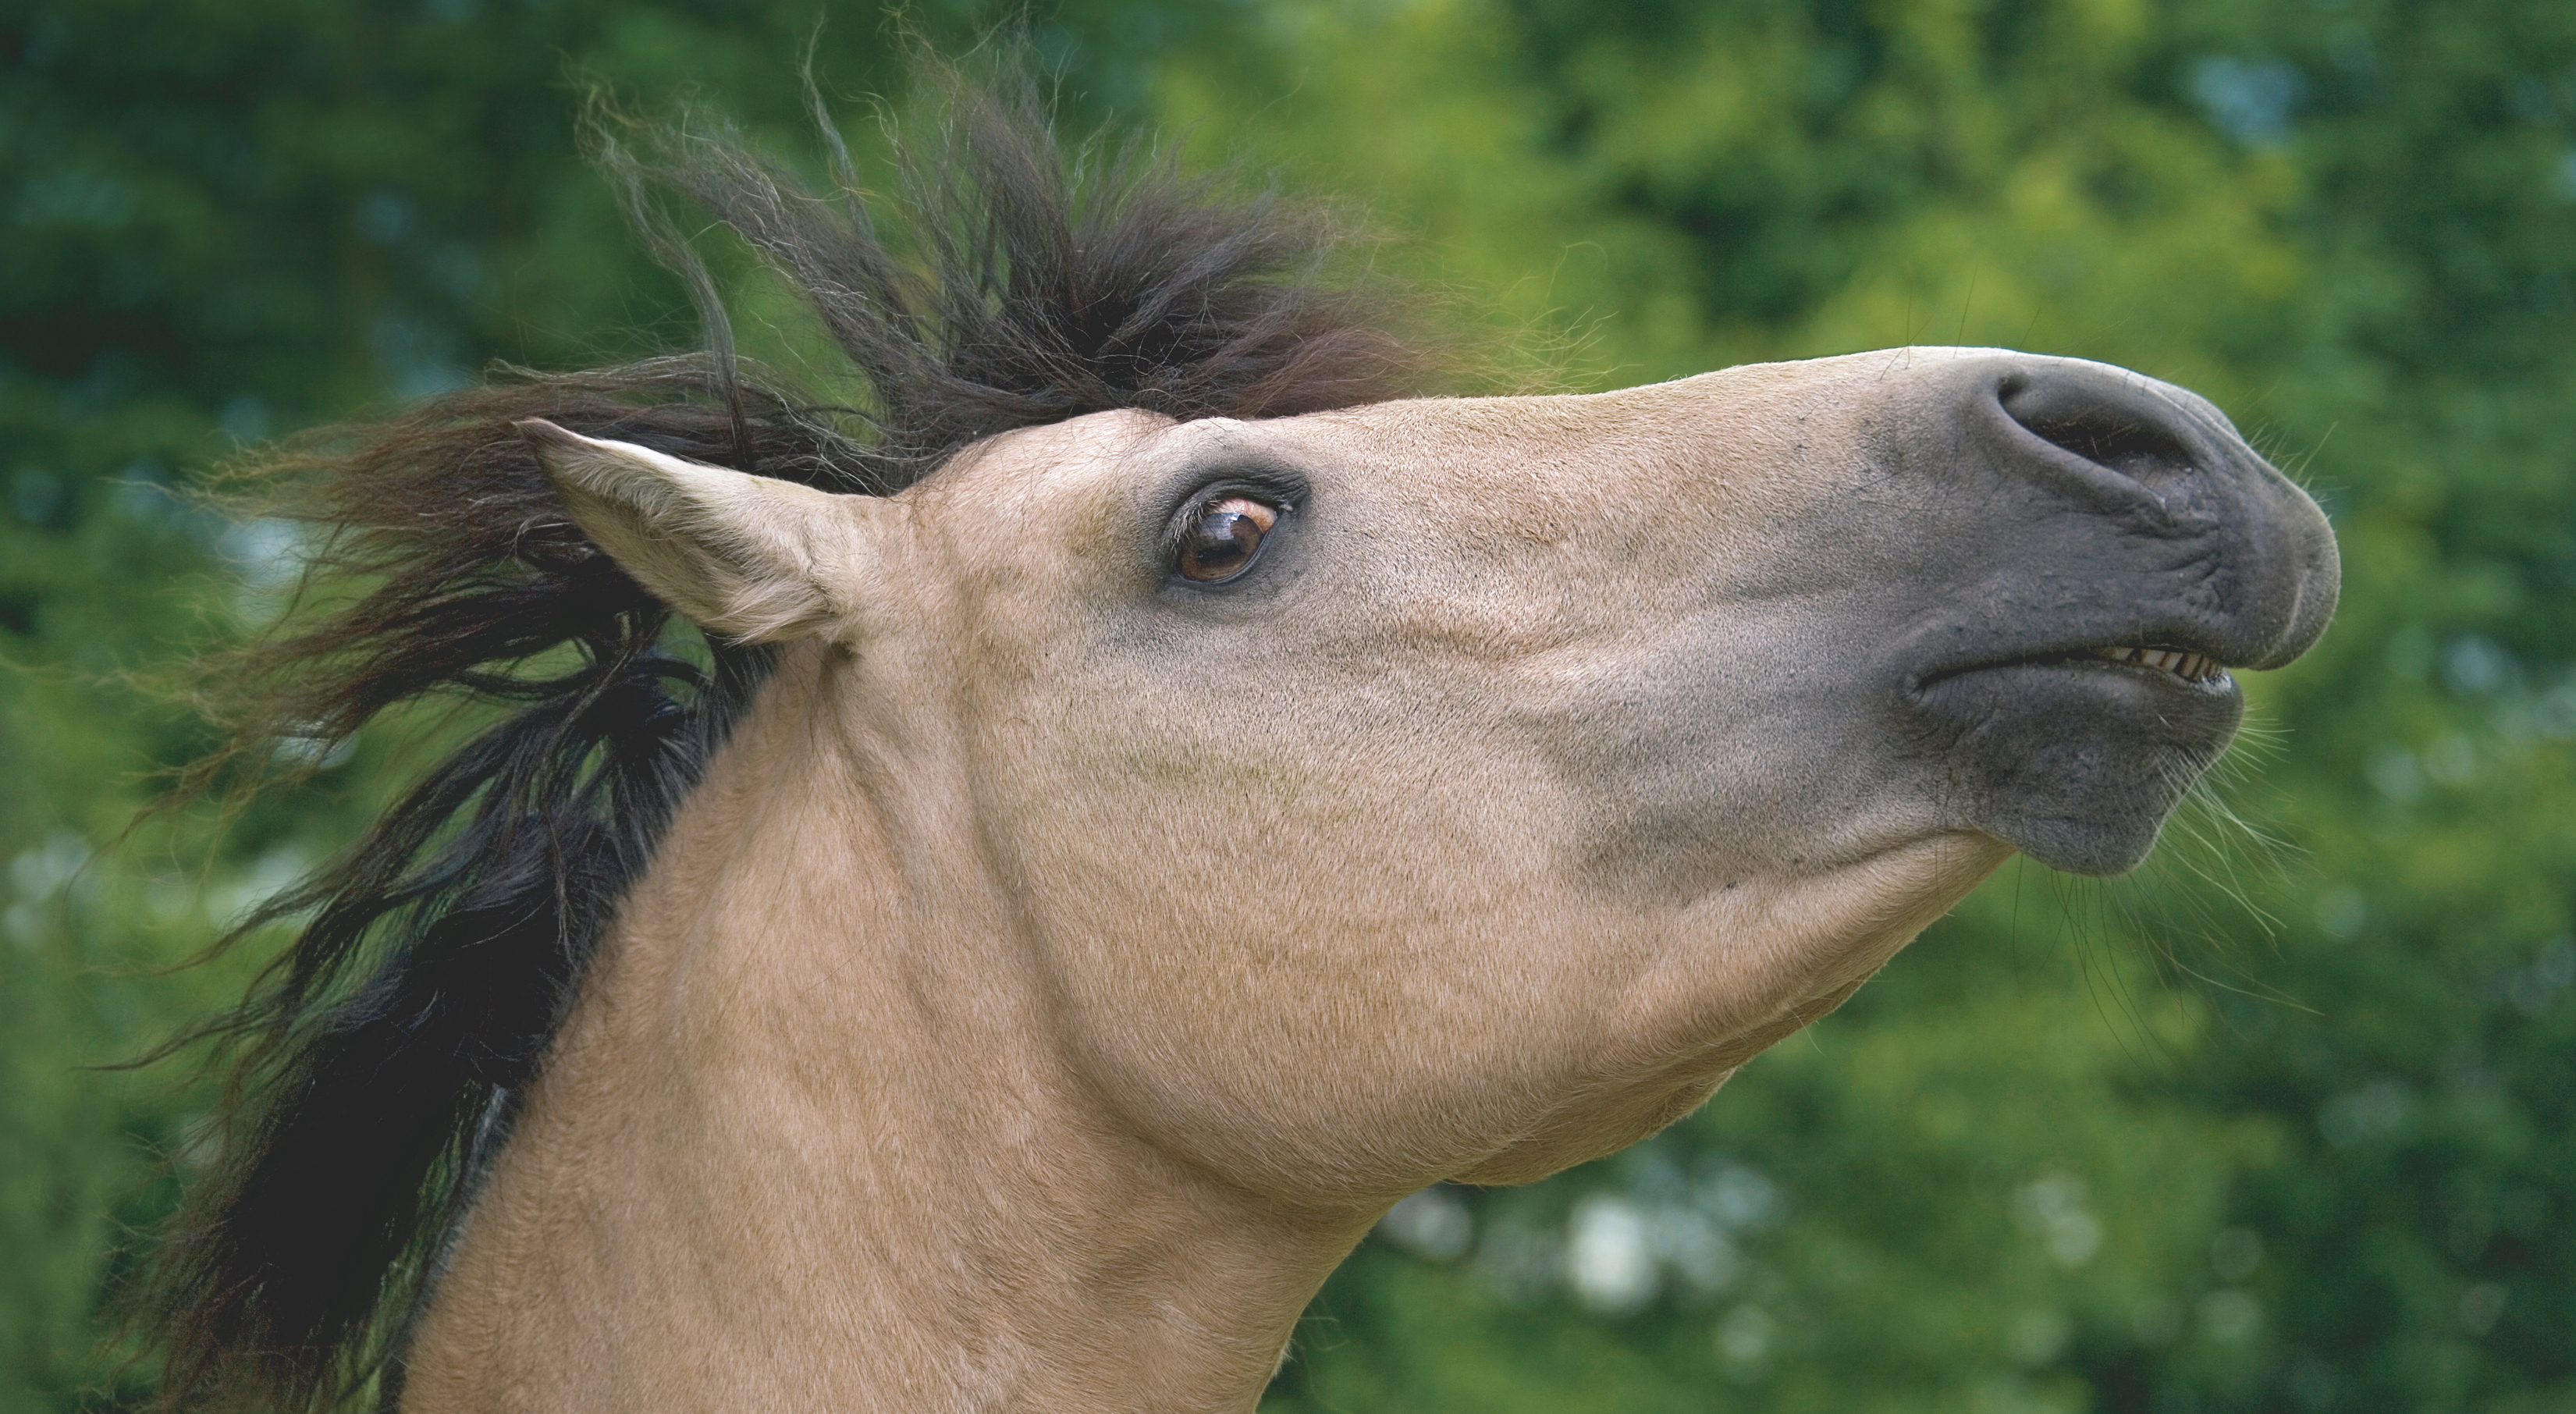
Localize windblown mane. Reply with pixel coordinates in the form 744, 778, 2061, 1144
140, 59, 1443, 1414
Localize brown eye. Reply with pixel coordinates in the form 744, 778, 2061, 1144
1176, 496, 1281, 583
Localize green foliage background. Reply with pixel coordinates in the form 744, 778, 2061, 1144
2, 1, 2570, 1410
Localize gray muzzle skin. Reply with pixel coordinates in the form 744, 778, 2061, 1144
1885, 356, 2339, 875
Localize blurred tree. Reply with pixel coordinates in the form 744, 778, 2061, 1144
2, 2, 2568, 1412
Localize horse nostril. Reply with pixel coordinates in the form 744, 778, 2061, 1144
1998, 371, 2200, 500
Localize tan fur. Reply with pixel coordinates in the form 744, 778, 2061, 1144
410, 350, 2262, 1410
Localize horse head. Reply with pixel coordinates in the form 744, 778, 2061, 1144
515, 341, 2333, 1206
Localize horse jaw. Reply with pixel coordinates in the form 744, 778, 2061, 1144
1448, 830, 2012, 1186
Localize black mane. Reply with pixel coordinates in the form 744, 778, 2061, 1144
140, 57, 1444, 1414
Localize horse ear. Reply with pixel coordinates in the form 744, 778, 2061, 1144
518, 420, 881, 643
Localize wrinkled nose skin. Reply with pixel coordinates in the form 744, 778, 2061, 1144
1876, 354, 2340, 875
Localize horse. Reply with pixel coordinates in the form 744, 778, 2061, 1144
140, 65, 2337, 1414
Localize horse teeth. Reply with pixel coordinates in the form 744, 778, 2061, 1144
2087, 645, 2222, 682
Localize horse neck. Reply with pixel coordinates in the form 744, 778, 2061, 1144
399, 642, 1366, 1412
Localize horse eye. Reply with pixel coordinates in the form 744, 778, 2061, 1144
1176, 496, 1281, 583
